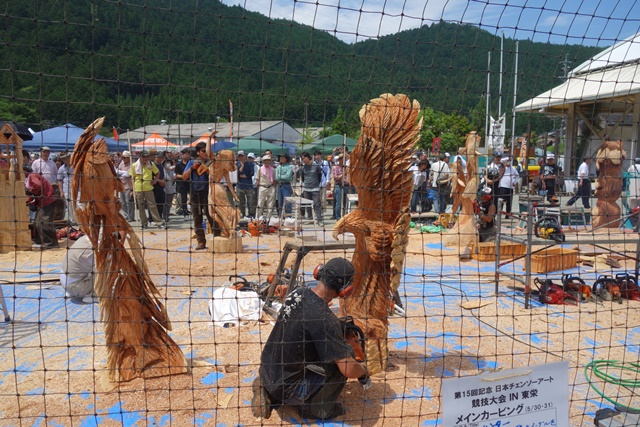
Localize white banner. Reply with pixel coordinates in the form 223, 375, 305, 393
489, 115, 506, 153
442, 360, 569, 427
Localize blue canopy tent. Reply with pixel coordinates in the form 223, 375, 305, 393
24, 124, 124, 153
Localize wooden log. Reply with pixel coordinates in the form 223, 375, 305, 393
213, 235, 243, 253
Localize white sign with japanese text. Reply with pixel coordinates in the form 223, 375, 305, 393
442, 361, 569, 427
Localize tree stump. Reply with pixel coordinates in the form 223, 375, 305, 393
213, 235, 243, 253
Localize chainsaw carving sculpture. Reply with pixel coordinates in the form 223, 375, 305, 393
592, 139, 625, 228
204, 137, 239, 237
444, 132, 481, 249
71, 117, 187, 382
333, 94, 422, 374
0, 124, 31, 253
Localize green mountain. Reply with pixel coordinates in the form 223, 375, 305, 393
0, 0, 601, 134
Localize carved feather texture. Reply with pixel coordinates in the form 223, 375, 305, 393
71, 118, 187, 382
334, 94, 422, 374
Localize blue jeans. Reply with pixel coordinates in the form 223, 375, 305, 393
428, 186, 447, 214
410, 189, 423, 212
278, 183, 292, 215
333, 184, 344, 219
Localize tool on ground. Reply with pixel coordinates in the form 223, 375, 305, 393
561, 274, 592, 302
534, 215, 565, 243
615, 273, 640, 302
592, 275, 623, 303
534, 277, 578, 305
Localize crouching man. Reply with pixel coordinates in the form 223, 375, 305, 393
252, 258, 369, 420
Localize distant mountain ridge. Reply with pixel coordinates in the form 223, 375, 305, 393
0, 0, 602, 132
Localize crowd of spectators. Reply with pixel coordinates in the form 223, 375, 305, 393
24, 141, 610, 252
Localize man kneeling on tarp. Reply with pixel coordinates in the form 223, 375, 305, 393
252, 258, 369, 420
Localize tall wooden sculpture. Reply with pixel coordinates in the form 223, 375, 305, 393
204, 138, 240, 238
333, 94, 422, 374
592, 139, 626, 228
0, 125, 31, 253
444, 132, 481, 248
71, 117, 187, 382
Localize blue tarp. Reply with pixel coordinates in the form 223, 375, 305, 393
24, 124, 125, 153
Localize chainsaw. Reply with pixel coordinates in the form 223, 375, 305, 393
592, 275, 623, 303
615, 273, 640, 302
561, 274, 592, 303
534, 278, 578, 305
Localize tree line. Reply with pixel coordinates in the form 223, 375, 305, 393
0, 0, 601, 150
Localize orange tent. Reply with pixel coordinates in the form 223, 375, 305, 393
187, 133, 217, 147
131, 133, 179, 151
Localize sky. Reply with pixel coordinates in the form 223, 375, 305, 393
221, 0, 640, 47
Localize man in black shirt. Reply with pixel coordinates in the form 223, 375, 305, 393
541, 153, 559, 203
253, 258, 368, 420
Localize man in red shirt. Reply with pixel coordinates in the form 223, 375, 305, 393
26, 171, 59, 249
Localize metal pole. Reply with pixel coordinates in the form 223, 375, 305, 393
511, 41, 519, 158
498, 33, 503, 118
525, 200, 533, 309
485, 52, 491, 151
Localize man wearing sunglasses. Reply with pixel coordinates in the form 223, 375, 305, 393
182, 142, 217, 250
252, 257, 369, 420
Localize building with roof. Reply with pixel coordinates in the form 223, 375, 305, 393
515, 32, 640, 174
119, 120, 303, 147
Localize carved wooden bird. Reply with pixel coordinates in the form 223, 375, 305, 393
71, 117, 187, 382
332, 94, 422, 374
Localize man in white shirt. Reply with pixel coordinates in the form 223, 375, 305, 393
32, 146, 65, 220
56, 152, 75, 224
59, 235, 96, 304
497, 157, 519, 217
567, 157, 592, 209
428, 153, 451, 214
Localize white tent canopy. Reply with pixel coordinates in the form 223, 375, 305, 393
514, 31, 640, 174
514, 63, 640, 113
516, 32, 640, 114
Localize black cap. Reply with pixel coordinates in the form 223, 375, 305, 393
321, 258, 355, 292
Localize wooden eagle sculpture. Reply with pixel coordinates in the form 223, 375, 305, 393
0, 124, 31, 253
332, 94, 422, 374
444, 132, 481, 249
70, 117, 187, 382
204, 136, 240, 238
593, 139, 626, 228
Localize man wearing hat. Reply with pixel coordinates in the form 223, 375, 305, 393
253, 257, 368, 420
129, 150, 164, 228
255, 154, 277, 221
56, 152, 75, 224
32, 146, 65, 221
117, 151, 135, 221
182, 142, 217, 250
236, 150, 256, 219
541, 153, 559, 203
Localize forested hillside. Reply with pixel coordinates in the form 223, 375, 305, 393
1, 0, 601, 135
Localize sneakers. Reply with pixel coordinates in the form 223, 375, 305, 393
82, 295, 99, 304
152, 222, 165, 228
251, 377, 272, 419
195, 243, 207, 251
